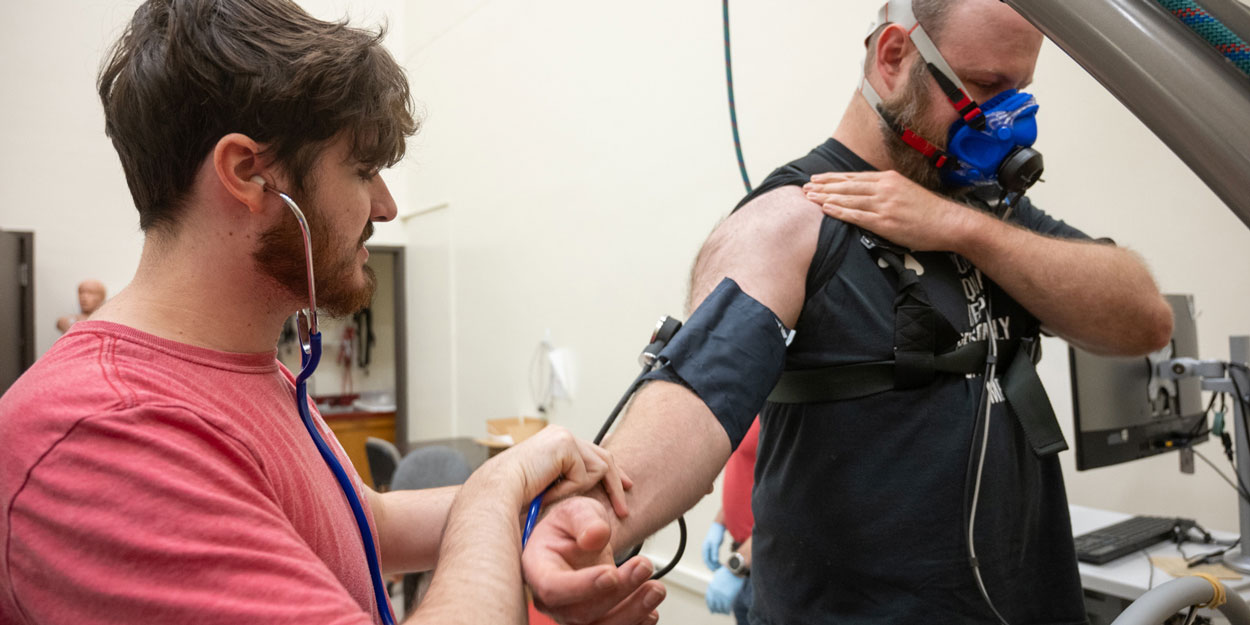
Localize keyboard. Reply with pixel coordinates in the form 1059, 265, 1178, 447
1074, 515, 1185, 565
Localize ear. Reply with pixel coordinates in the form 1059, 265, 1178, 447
212, 133, 270, 214
872, 23, 916, 97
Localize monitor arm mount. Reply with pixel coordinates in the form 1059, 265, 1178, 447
1152, 337, 1250, 573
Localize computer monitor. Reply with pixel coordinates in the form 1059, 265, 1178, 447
1070, 294, 1206, 471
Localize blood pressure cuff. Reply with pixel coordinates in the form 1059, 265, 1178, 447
641, 278, 790, 449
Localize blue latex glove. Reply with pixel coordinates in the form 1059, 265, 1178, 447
705, 566, 746, 614
702, 522, 726, 571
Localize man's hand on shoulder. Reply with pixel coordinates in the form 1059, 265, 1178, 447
803, 170, 986, 253
800, 172, 1172, 356
523, 496, 664, 625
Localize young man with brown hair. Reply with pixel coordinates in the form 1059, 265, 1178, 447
0, 2, 658, 623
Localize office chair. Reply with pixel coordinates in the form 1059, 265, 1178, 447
364, 437, 402, 492
390, 445, 473, 615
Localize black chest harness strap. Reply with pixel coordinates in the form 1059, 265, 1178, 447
766, 239, 1069, 458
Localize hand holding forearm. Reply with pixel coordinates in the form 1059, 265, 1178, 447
524, 381, 733, 624
405, 426, 632, 624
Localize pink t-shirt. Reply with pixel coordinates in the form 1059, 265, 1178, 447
0, 321, 387, 625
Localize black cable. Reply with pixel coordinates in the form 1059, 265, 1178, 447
1185, 537, 1240, 568
1184, 390, 1222, 439
1193, 447, 1250, 506
594, 365, 653, 567
1141, 549, 1155, 590
1176, 537, 1193, 561
651, 516, 688, 579
1230, 364, 1250, 504
723, 0, 751, 194
1226, 443, 1250, 505
1170, 389, 1226, 447
960, 285, 1011, 625
1205, 390, 1220, 419
1182, 605, 1199, 625
593, 364, 651, 446
594, 362, 687, 581
1223, 442, 1250, 508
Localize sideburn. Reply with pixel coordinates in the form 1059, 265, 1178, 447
252, 202, 377, 319
880, 61, 946, 191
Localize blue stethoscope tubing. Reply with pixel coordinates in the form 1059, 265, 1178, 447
295, 331, 396, 625
265, 179, 395, 624
522, 487, 549, 549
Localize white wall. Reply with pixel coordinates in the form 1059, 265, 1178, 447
1, 1, 144, 357
0, 0, 413, 361
4, 1, 1249, 622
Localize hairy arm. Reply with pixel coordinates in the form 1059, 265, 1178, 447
806, 170, 1172, 356
528, 186, 820, 570
606, 186, 818, 546
368, 426, 634, 624
366, 485, 459, 575
955, 209, 1171, 356
397, 468, 529, 624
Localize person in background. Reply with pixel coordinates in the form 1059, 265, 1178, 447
702, 418, 759, 624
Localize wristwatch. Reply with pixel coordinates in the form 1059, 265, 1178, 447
726, 551, 749, 576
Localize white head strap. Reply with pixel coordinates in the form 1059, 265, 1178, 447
862, 0, 987, 131
866, 0, 973, 97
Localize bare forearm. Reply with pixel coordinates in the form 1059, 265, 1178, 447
586, 190, 807, 549
957, 211, 1171, 356
404, 474, 526, 624
372, 486, 459, 575
596, 381, 733, 550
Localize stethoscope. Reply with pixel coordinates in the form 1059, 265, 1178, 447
258, 175, 682, 620
257, 177, 397, 625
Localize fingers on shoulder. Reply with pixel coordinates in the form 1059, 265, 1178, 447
690, 185, 820, 322
733, 186, 826, 240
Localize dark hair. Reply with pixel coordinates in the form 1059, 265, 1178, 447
864, 0, 955, 72
98, 0, 417, 234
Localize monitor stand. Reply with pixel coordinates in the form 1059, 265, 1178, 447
1212, 337, 1250, 573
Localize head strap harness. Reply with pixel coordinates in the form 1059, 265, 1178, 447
866, 0, 987, 130
859, 0, 994, 174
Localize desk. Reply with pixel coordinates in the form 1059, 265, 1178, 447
1072, 504, 1249, 623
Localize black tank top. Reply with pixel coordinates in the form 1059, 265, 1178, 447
739, 138, 1088, 625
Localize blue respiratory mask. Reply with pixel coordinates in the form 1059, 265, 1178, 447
942, 89, 1043, 193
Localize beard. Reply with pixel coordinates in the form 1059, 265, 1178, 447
878, 60, 950, 191
253, 196, 377, 319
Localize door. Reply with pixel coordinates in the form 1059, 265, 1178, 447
0, 230, 35, 393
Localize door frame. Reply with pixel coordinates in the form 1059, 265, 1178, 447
370, 245, 408, 452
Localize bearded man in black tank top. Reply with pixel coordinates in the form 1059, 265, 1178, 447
522, 2, 1173, 623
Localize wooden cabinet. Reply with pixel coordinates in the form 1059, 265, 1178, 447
324, 411, 396, 488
